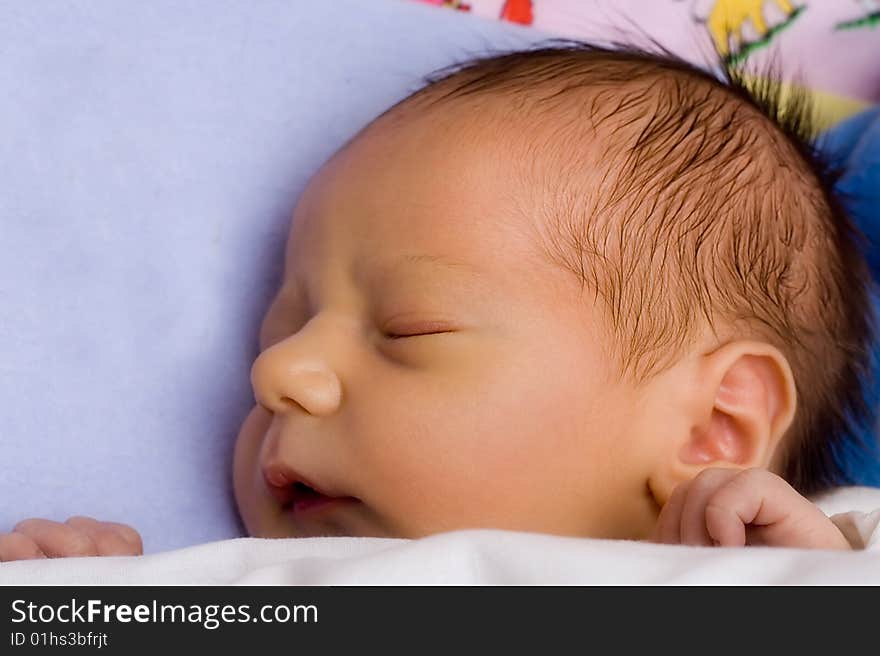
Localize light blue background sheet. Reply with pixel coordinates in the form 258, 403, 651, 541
0, 0, 540, 553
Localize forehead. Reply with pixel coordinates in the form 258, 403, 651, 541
283, 104, 555, 285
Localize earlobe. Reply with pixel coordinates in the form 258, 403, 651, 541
648, 341, 797, 508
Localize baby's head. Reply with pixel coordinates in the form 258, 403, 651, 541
233, 44, 875, 540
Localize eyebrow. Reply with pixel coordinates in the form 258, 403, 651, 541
357, 253, 477, 279
353, 253, 480, 292
394, 254, 476, 271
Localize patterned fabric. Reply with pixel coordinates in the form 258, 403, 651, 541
411, 0, 880, 129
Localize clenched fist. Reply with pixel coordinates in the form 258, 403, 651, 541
653, 468, 851, 550
0, 516, 143, 561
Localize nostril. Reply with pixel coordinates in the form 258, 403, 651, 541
259, 368, 342, 416
279, 396, 301, 410
282, 370, 342, 416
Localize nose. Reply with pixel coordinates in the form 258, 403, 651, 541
250, 317, 344, 417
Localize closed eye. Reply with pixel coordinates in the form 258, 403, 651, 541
384, 329, 456, 340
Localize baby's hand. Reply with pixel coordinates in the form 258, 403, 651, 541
652, 468, 850, 550
0, 516, 143, 561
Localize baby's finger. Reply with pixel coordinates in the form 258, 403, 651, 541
0, 532, 47, 561
704, 469, 786, 547
64, 517, 142, 556
101, 522, 143, 555
653, 479, 692, 544
13, 518, 99, 558
679, 468, 740, 546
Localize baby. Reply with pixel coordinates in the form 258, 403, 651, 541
3, 43, 879, 560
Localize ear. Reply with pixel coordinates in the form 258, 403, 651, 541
647, 341, 797, 507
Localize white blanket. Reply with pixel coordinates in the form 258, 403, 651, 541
2, 487, 879, 585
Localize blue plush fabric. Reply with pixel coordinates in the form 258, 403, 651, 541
820, 107, 880, 486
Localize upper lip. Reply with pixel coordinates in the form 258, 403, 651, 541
261, 461, 350, 508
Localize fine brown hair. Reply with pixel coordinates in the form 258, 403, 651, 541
382, 41, 877, 495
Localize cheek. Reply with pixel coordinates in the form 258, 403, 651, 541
351, 340, 615, 520
466, 350, 612, 482
232, 405, 273, 532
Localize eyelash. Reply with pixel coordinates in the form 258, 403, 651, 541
262, 310, 456, 347
383, 329, 455, 340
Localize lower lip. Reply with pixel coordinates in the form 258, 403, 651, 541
289, 496, 356, 515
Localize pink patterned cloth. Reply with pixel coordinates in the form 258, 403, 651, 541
411, 0, 880, 107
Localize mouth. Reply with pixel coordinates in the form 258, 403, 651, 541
283, 481, 357, 514
262, 465, 358, 516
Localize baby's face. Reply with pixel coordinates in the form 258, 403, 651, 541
234, 107, 657, 540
